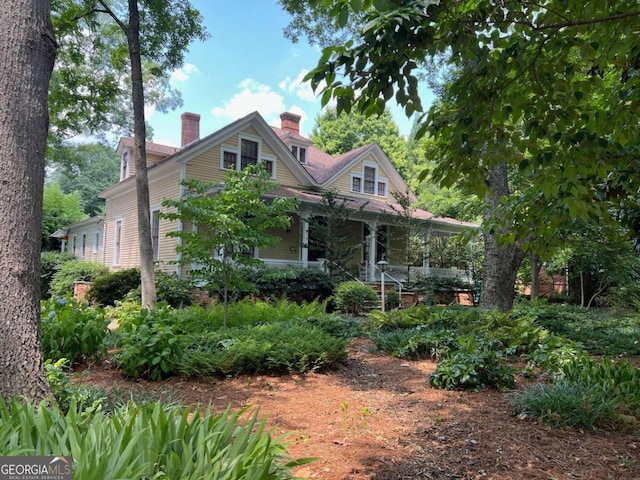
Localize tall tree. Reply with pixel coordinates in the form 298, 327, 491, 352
292, 0, 640, 310
49, 1, 183, 141
75, 0, 207, 309
0, 0, 56, 402
51, 143, 120, 216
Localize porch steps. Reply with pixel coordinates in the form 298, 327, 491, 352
367, 282, 417, 309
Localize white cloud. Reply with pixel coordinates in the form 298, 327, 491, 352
170, 63, 200, 84
278, 69, 321, 102
211, 79, 286, 121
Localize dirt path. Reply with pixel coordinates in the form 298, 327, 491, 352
75, 339, 640, 479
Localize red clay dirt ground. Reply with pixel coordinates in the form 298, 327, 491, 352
74, 339, 640, 480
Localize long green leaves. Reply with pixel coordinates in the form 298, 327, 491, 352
0, 399, 306, 479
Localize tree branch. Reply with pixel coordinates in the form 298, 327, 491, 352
96, 0, 128, 33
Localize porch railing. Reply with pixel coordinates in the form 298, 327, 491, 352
320, 258, 364, 285
373, 263, 403, 297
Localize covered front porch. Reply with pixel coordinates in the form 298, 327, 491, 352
257, 210, 477, 288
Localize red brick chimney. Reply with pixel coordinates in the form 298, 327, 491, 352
181, 112, 200, 147
280, 112, 301, 134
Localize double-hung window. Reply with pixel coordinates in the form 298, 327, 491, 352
93, 230, 100, 253
113, 219, 122, 266
240, 139, 258, 169
363, 166, 376, 194
120, 150, 130, 181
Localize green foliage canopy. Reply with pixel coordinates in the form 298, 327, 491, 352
302, 0, 640, 237
50, 143, 120, 216
49, 0, 198, 140
42, 182, 86, 251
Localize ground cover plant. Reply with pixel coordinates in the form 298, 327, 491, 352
365, 302, 640, 429
516, 301, 640, 356
36, 292, 640, 479
110, 298, 351, 380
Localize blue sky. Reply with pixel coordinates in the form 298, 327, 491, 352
147, 0, 433, 147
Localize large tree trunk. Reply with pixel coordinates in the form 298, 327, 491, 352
479, 162, 526, 311
127, 0, 156, 309
0, 0, 56, 402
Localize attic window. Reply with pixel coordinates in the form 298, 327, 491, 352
291, 145, 306, 164
241, 139, 258, 169
351, 163, 388, 197
363, 166, 375, 194
221, 136, 264, 172
120, 150, 130, 181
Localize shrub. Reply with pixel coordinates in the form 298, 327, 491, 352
0, 398, 307, 479
41, 297, 108, 363
88, 268, 141, 306
257, 267, 334, 303
406, 275, 472, 305
385, 290, 401, 310
430, 335, 515, 391
49, 260, 109, 298
334, 281, 379, 315
125, 271, 194, 308
113, 306, 182, 380
41, 251, 75, 299
177, 323, 347, 376
155, 271, 194, 307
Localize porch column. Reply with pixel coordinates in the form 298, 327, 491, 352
367, 221, 377, 280
423, 227, 431, 276
301, 214, 309, 268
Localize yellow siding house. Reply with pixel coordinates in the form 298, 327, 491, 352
62, 111, 475, 285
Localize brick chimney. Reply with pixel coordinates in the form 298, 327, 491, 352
181, 112, 200, 147
280, 112, 301, 135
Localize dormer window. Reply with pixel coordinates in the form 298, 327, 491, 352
120, 150, 130, 181
351, 163, 388, 197
291, 145, 306, 164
